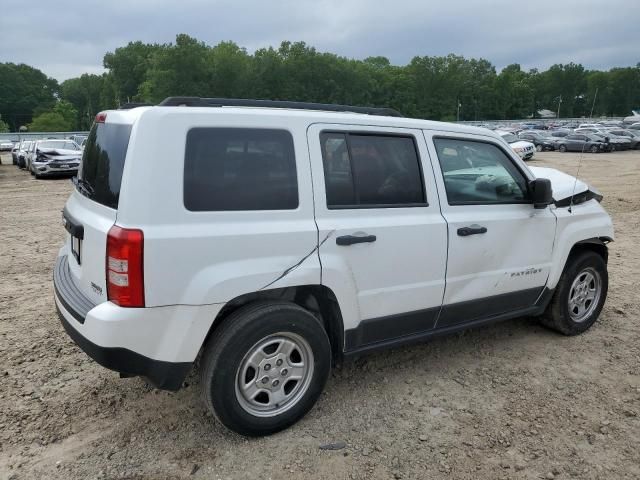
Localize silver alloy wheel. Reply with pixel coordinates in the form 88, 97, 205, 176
235, 332, 314, 418
568, 267, 602, 323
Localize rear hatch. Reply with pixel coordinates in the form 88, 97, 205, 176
63, 115, 133, 305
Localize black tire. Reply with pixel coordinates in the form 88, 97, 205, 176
590, 145, 598, 154
201, 302, 331, 436
558, 144, 567, 152
540, 251, 608, 335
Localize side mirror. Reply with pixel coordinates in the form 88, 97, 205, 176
530, 178, 553, 209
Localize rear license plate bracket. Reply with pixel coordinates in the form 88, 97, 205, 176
71, 236, 82, 264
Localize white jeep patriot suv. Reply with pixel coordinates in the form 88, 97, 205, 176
54, 98, 613, 436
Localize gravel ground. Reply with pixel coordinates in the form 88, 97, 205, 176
0, 150, 639, 480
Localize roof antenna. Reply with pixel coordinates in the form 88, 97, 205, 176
569, 88, 598, 214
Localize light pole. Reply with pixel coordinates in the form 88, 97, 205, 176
457, 99, 461, 122
556, 95, 562, 119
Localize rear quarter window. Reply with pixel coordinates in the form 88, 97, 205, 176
184, 128, 298, 211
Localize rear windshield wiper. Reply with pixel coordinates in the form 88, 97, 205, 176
72, 176, 94, 197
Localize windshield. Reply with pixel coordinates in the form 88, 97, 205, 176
38, 141, 79, 150
78, 122, 132, 209
501, 133, 519, 143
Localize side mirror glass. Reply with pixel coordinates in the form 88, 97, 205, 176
530, 178, 553, 209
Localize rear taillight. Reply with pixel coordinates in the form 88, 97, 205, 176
95, 112, 107, 123
106, 225, 144, 307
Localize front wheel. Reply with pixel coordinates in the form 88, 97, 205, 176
558, 144, 567, 152
540, 251, 608, 335
590, 145, 599, 154
200, 302, 331, 436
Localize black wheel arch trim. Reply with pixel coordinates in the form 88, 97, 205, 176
573, 236, 612, 264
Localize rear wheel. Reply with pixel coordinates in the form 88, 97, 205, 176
558, 144, 567, 152
201, 302, 331, 436
540, 251, 608, 335
590, 145, 599, 153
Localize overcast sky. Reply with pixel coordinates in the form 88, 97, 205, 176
1, 0, 638, 81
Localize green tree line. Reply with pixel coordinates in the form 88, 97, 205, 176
1, 34, 639, 131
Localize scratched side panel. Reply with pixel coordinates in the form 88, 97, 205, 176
119, 110, 321, 307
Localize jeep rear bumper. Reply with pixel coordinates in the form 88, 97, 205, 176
54, 254, 192, 391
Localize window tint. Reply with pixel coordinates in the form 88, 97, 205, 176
184, 128, 298, 211
79, 123, 133, 209
433, 138, 529, 205
320, 133, 425, 208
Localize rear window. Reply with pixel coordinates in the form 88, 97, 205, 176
78, 123, 132, 209
184, 128, 298, 211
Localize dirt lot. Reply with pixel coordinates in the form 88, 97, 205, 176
0, 150, 639, 480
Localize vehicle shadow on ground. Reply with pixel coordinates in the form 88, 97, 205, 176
130, 313, 560, 440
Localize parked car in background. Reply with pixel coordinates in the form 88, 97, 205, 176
17, 141, 33, 168
605, 131, 640, 149
607, 129, 640, 149
0, 140, 14, 151
627, 123, 640, 131
497, 130, 535, 160
578, 123, 600, 129
548, 130, 571, 139
518, 131, 556, 151
583, 128, 632, 149
11, 144, 20, 165
574, 128, 631, 150
555, 134, 609, 153
28, 139, 82, 178
598, 120, 622, 127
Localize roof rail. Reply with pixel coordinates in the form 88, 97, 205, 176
119, 102, 153, 110
158, 97, 403, 117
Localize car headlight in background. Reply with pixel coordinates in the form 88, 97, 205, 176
513, 147, 524, 153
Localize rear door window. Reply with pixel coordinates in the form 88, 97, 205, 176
78, 123, 133, 209
320, 132, 425, 208
184, 128, 298, 211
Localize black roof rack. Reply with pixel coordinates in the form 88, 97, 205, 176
158, 97, 403, 117
119, 102, 153, 110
